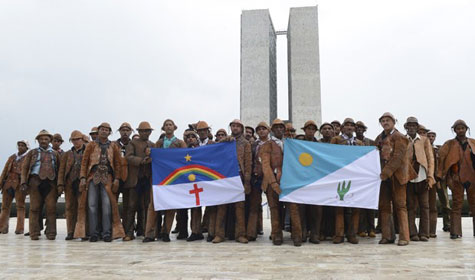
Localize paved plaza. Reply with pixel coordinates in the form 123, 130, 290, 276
0, 218, 474, 279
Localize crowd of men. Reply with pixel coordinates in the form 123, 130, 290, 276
0, 113, 474, 247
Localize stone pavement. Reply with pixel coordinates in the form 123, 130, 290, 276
0, 218, 474, 279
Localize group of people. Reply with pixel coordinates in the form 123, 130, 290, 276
0, 113, 474, 247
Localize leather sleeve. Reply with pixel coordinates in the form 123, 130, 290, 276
112, 144, 122, 181
0, 155, 14, 188
424, 137, 435, 180
260, 143, 276, 192
381, 134, 408, 179
436, 141, 450, 179
80, 143, 93, 179
244, 142, 252, 185
125, 141, 142, 167
57, 151, 69, 186
20, 150, 33, 185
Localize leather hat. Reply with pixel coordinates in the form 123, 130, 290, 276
427, 130, 436, 136
451, 119, 469, 129
17, 140, 30, 149
137, 121, 153, 131
53, 133, 64, 142
379, 112, 396, 122
183, 130, 198, 138
82, 134, 90, 143
331, 120, 341, 126
342, 118, 356, 126
404, 116, 419, 127
271, 118, 286, 129
229, 119, 244, 129
245, 126, 255, 134
196, 121, 210, 130
302, 120, 318, 130
255, 121, 270, 131
35, 129, 53, 141
161, 119, 178, 131
118, 122, 133, 131
319, 122, 334, 131
215, 128, 227, 137
89, 127, 98, 135
98, 122, 112, 131
69, 130, 83, 141
355, 121, 367, 129
417, 124, 429, 132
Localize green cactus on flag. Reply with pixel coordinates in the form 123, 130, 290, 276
337, 180, 351, 201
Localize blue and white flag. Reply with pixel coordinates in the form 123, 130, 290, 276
151, 142, 245, 211
280, 139, 381, 209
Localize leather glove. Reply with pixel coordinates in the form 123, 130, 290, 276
20, 183, 28, 193
79, 178, 87, 193
220, 136, 235, 143
244, 183, 251, 195
57, 185, 64, 195
112, 179, 120, 194
271, 182, 282, 195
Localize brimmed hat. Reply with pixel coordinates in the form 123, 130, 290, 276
215, 128, 227, 136
255, 121, 270, 131
331, 120, 341, 126
271, 119, 286, 129
417, 125, 429, 133
379, 112, 396, 123
161, 119, 178, 131
229, 119, 244, 129
35, 129, 53, 141
53, 133, 64, 142
82, 134, 90, 143
355, 121, 367, 129
69, 130, 83, 141
118, 122, 133, 131
98, 122, 112, 131
89, 127, 98, 135
183, 130, 198, 138
196, 121, 210, 130
427, 130, 437, 136
137, 121, 153, 131
451, 119, 469, 129
245, 126, 255, 134
342, 118, 356, 126
17, 140, 30, 149
302, 120, 318, 130
319, 122, 334, 131
404, 116, 419, 128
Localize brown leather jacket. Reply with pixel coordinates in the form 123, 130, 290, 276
124, 138, 155, 188
406, 135, 435, 183
375, 130, 417, 185
330, 135, 363, 146
235, 135, 252, 186
114, 140, 129, 182
0, 154, 26, 190
80, 141, 122, 181
21, 148, 60, 185
259, 139, 283, 193
437, 138, 475, 179
57, 145, 85, 186
155, 137, 186, 149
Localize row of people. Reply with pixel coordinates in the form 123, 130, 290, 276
0, 114, 473, 246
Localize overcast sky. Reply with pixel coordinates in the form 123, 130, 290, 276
0, 0, 474, 164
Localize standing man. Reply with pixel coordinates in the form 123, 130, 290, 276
76, 122, 125, 242
123, 122, 154, 241
318, 122, 335, 241
301, 120, 322, 244
437, 120, 475, 239
58, 130, 85, 240
330, 118, 363, 244
284, 123, 296, 139
245, 126, 256, 144
143, 119, 186, 242
331, 120, 342, 136
319, 122, 334, 143
0, 140, 29, 234
375, 113, 416, 246
355, 121, 377, 238
404, 117, 435, 242
427, 130, 451, 235
89, 127, 98, 141
20, 130, 60, 240
215, 129, 227, 142
116, 122, 132, 230
212, 119, 251, 244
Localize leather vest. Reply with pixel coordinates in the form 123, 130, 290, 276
68, 149, 83, 183
38, 150, 56, 180
92, 146, 112, 185
458, 142, 475, 185
4, 159, 22, 190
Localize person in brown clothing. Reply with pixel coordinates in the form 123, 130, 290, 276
89, 127, 98, 142
57, 130, 86, 240
404, 117, 435, 242
299, 120, 322, 244
284, 123, 296, 139
20, 130, 60, 240
437, 119, 475, 239
330, 118, 363, 244
427, 130, 451, 235
355, 121, 377, 238
123, 122, 154, 241
214, 129, 227, 142
331, 120, 342, 136
212, 119, 251, 244
143, 119, 187, 242
115, 122, 132, 232
74, 122, 125, 242
375, 113, 417, 246
319, 122, 334, 144
52, 133, 64, 155
0, 140, 29, 234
